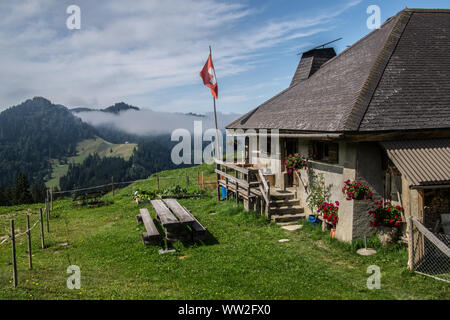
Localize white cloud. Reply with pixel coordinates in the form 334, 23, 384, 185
0, 0, 361, 111
75, 109, 240, 136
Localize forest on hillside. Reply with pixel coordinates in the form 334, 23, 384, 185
0, 97, 96, 188
59, 136, 188, 190
0, 97, 191, 206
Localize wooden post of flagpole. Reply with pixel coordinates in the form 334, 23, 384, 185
210, 45, 221, 160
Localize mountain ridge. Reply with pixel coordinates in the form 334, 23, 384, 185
70, 102, 140, 114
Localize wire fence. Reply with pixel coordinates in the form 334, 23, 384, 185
1, 170, 219, 288
52, 170, 218, 200
410, 217, 450, 283
0, 216, 40, 247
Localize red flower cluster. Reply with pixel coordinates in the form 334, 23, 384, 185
368, 201, 404, 228
342, 180, 373, 200
283, 153, 308, 174
317, 201, 339, 227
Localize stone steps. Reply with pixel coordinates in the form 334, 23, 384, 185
269, 205, 304, 215
270, 199, 300, 207
271, 213, 306, 223
270, 192, 296, 201
266, 188, 305, 224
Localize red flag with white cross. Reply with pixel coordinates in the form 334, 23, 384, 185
200, 54, 218, 99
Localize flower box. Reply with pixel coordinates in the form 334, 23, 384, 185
316, 201, 339, 227
284, 153, 308, 174
342, 180, 373, 200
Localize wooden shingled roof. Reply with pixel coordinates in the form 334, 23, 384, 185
227, 9, 450, 133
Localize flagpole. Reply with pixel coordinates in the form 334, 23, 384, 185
210, 45, 221, 160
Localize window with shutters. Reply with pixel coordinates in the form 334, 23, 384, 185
308, 141, 339, 164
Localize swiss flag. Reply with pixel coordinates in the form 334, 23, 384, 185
200, 54, 218, 99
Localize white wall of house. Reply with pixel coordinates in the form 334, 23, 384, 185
294, 140, 360, 241
241, 133, 422, 242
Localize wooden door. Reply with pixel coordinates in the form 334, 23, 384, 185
283, 138, 297, 187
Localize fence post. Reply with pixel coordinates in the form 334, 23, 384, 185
185, 171, 189, 186
408, 216, 414, 270
112, 176, 115, 196
26, 215, 32, 270
39, 208, 45, 249
11, 220, 18, 288
202, 172, 205, 190
51, 187, 53, 210
46, 200, 50, 233
157, 175, 160, 191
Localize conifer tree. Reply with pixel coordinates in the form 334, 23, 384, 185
13, 172, 33, 205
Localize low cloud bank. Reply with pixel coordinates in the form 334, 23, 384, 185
75, 109, 241, 136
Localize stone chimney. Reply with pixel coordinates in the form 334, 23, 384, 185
290, 48, 336, 86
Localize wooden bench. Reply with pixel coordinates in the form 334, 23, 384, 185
136, 208, 160, 245
73, 190, 104, 206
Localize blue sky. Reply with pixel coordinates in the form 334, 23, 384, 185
0, 0, 449, 115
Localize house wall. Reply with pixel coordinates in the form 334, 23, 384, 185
245, 136, 424, 242
296, 140, 350, 215
296, 141, 386, 241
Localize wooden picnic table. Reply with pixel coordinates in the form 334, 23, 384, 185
162, 199, 195, 224
150, 199, 207, 242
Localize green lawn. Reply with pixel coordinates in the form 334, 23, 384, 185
0, 163, 448, 300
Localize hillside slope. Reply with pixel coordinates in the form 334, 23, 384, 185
46, 137, 137, 188
0, 97, 97, 187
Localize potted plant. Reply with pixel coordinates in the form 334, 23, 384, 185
317, 201, 339, 233
306, 171, 331, 226
342, 180, 373, 200
284, 153, 308, 184
368, 201, 404, 245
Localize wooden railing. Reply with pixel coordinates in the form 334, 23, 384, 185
215, 160, 271, 218
295, 170, 308, 192
258, 169, 271, 218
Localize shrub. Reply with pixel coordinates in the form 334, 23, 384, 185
160, 185, 187, 196
133, 189, 157, 202
306, 170, 331, 215
342, 180, 373, 200
317, 201, 339, 227
368, 201, 403, 227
